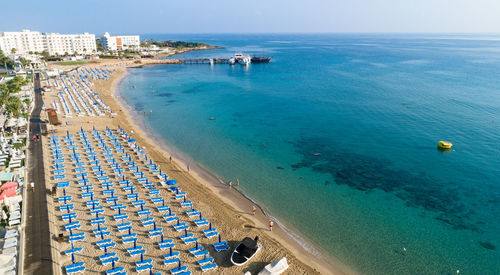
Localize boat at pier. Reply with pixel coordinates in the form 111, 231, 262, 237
251, 56, 271, 63
234, 53, 251, 65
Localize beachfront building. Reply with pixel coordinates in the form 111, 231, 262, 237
101, 32, 140, 51
0, 30, 97, 55
44, 32, 96, 55
0, 30, 45, 54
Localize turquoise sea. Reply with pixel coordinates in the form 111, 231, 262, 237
118, 34, 500, 274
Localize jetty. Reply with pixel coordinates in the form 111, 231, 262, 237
180, 58, 231, 65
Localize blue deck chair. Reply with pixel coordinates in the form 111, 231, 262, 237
200, 263, 217, 272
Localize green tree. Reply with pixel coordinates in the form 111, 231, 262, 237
6, 95, 22, 115
10, 48, 16, 54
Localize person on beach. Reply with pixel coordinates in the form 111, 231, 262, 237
169, 156, 172, 162
237, 178, 239, 186
187, 164, 190, 172
228, 181, 232, 189
252, 205, 256, 215
269, 220, 274, 231
30, 182, 34, 192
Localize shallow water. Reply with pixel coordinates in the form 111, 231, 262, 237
118, 34, 500, 274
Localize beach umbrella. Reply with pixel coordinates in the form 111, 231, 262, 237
168, 209, 171, 215
178, 259, 181, 268
100, 230, 104, 240
141, 253, 143, 262
129, 227, 132, 235
71, 253, 75, 264
195, 241, 198, 249
199, 213, 202, 220
184, 229, 187, 236
96, 212, 99, 218
98, 223, 101, 231
105, 247, 107, 254
112, 259, 115, 269
183, 196, 186, 203
69, 228, 73, 235
169, 247, 172, 256
63, 189, 66, 196
161, 234, 164, 242
209, 223, 212, 230
218, 234, 221, 243
177, 219, 180, 226
153, 222, 156, 230
140, 204, 144, 211
134, 239, 137, 248
68, 215, 72, 223
118, 208, 121, 215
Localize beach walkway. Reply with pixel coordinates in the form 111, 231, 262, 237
23, 73, 54, 274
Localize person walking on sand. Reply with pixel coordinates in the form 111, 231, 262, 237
252, 205, 256, 215
169, 156, 172, 163
269, 220, 274, 231
30, 182, 34, 192
187, 164, 190, 172
237, 178, 239, 186
228, 181, 232, 189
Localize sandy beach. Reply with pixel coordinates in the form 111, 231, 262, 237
43, 59, 355, 275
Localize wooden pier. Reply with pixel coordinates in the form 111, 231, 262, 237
180, 58, 231, 65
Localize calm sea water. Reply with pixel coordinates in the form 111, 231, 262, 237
118, 34, 500, 274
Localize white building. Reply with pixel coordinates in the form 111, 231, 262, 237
101, 32, 140, 51
0, 29, 97, 55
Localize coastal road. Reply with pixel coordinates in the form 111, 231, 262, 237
24, 72, 53, 274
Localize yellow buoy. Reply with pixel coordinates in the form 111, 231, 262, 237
438, 141, 453, 149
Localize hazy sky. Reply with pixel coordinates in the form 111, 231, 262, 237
1, 0, 500, 35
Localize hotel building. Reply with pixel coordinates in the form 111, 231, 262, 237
0, 29, 97, 55
101, 32, 140, 51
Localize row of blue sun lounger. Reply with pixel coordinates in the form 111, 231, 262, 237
54, 128, 224, 274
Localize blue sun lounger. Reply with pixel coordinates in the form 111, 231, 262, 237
164, 258, 180, 266
101, 256, 119, 266
200, 263, 217, 272
65, 221, 80, 231
149, 228, 163, 235
194, 219, 209, 227
90, 208, 104, 215
114, 213, 128, 221
81, 192, 93, 198
103, 189, 115, 195
205, 231, 219, 239
117, 225, 132, 233
110, 203, 126, 210
129, 248, 146, 256
60, 204, 74, 212
136, 258, 153, 266
125, 245, 145, 256
163, 250, 180, 259
181, 201, 193, 208
62, 212, 77, 221
188, 246, 203, 254
157, 206, 170, 213
159, 242, 175, 250
64, 247, 83, 255
121, 233, 137, 239
94, 230, 111, 238
117, 222, 131, 230
100, 242, 116, 250
197, 256, 214, 266
183, 237, 198, 244
127, 193, 139, 200
213, 242, 230, 252
106, 266, 124, 275
66, 264, 86, 274
69, 233, 85, 242
92, 226, 108, 234
96, 238, 112, 246
194, 250, 209, 257
137, 209, 151, 216
99, 252, 116, 261
136, 263, 153, 273
173, 224, 189, 232
179, 233, 194, 241
131, 198, 144, 206
170, 265, 187, 274
123, 237, 138, 244
151, 197, 164, 204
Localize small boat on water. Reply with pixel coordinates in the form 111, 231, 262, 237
251, 56, 271, 63
438, 141, 453, 149
234, 53, 251, 65
230, 236, 262, 266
